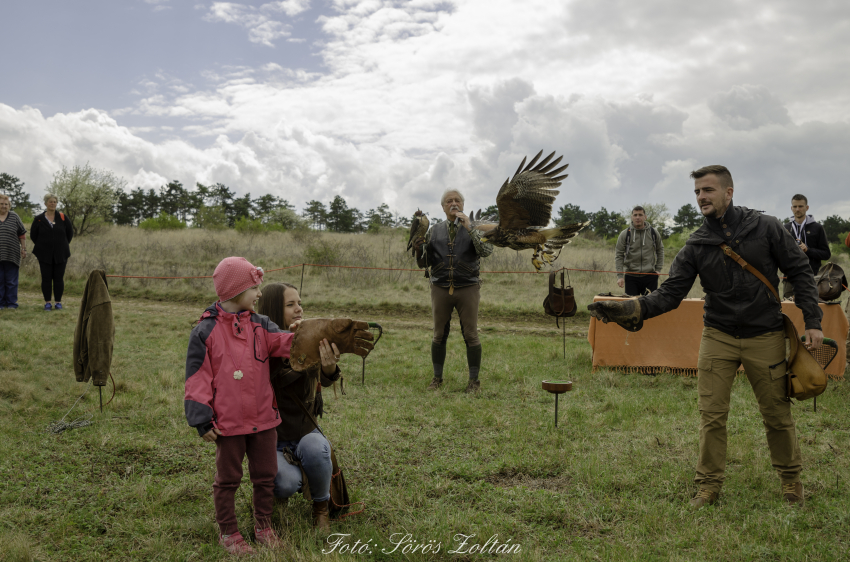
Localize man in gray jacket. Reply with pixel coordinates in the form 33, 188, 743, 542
615, 206, 664, 296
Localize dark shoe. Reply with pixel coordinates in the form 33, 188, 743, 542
255, 526, 284, 548
54, 302, 63, 310
782, 482, 804, 506
312, 500, 330, 531
426, 377, 442, 390
219, 532, 255, 555
44, 303, 52, 311
464, 379, 480, 394
689, 489, 718, 507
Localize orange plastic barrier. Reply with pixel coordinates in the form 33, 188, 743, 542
588, 297, 847, 380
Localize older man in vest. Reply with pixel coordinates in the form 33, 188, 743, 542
413, 189, 493, 393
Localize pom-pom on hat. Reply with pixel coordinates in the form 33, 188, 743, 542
213, 257, 264, 302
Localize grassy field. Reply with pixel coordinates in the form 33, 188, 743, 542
2, 227, 850, 561
2, 286, 850, 562
14, 225, 719, 316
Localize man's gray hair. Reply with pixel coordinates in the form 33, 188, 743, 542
43, 193, 58, 204
440, 189, 465, 205
0, 193, 10, 204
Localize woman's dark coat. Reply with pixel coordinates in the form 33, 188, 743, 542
30, 211, 73, 263
270, 357, 340, 442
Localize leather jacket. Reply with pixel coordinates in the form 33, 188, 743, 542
640, 205, 822, 338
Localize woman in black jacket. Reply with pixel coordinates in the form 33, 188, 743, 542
256, 282, 341, 532
29, 193, 73, 310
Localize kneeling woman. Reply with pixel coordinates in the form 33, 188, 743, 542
257, 282, 340, 531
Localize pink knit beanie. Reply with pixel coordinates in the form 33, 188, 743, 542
213, 257, 264, 302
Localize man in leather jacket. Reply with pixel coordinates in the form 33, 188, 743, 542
589, 165, 823, 507
413, 189, 493, 393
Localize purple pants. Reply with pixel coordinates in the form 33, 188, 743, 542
213, 428, 278, 535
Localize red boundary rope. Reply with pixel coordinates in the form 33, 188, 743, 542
105, 263, 669, 280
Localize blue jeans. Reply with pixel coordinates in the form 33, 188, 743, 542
274, 429, 332, 503
0, 261, 20, 308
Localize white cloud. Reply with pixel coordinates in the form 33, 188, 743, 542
4, 0, 850, 224
204, 2, 291, 46
262, 0, 311, 17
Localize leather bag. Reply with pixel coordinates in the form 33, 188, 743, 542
782, 315, 828, 400
720, 243, 827, 400
543, 269, 577, 327
813, 262, 847, 302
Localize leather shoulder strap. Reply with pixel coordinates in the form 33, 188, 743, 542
285, 386, 325, 438
719, 243, 780, 302
60, 212, 65, 221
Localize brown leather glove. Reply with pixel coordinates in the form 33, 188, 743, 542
587, 298, 644, 332
289, 318, 375, 372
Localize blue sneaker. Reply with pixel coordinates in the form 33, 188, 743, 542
55, 303, 63, 310
44, 303, 52, 311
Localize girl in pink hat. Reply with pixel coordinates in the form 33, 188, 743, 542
184, 257, 297, 555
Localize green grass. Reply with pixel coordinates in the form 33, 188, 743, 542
2, 290, 850, 561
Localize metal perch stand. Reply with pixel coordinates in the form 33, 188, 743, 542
542, 380, 572, 427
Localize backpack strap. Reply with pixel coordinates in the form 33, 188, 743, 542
59, 212, 65, 221
719, 243, 780, 302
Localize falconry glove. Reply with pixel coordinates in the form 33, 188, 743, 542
587, 298, 644, 332
289, 318, 375, 372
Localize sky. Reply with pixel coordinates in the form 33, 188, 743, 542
1, 0, 849, 222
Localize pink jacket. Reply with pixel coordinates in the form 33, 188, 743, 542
184, 303, 293, 437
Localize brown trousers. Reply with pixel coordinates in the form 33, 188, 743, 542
213, 428, 278, 535
695, 328, 802, 493
430, 284, 480, 347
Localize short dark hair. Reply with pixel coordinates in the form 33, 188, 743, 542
631, 206, 645, 214
791, 194, 808, 204
690, 165, 733, 189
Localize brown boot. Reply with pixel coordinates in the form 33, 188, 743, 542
312, 500, 330, 531
782, 482, 804, 506
464, 379, 480, 394
426, 377, 442, 390
689, 489, 718, 507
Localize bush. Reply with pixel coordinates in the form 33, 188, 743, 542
303, 240, 341, 265
831, 232, 850, 257
194, 206, 227, 230
139, 212, 187, 230
265, 207, 307, 230
234, 217, 285, 235
14, 209, 34, 224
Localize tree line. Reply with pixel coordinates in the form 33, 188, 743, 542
2, 166, 850, 243
0, 166, 409, 236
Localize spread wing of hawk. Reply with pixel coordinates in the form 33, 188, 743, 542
474, 150, 588, 270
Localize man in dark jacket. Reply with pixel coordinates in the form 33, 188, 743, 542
782, 194, 831, 299
414, 189, 493, 393
589, 165, 823, 507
